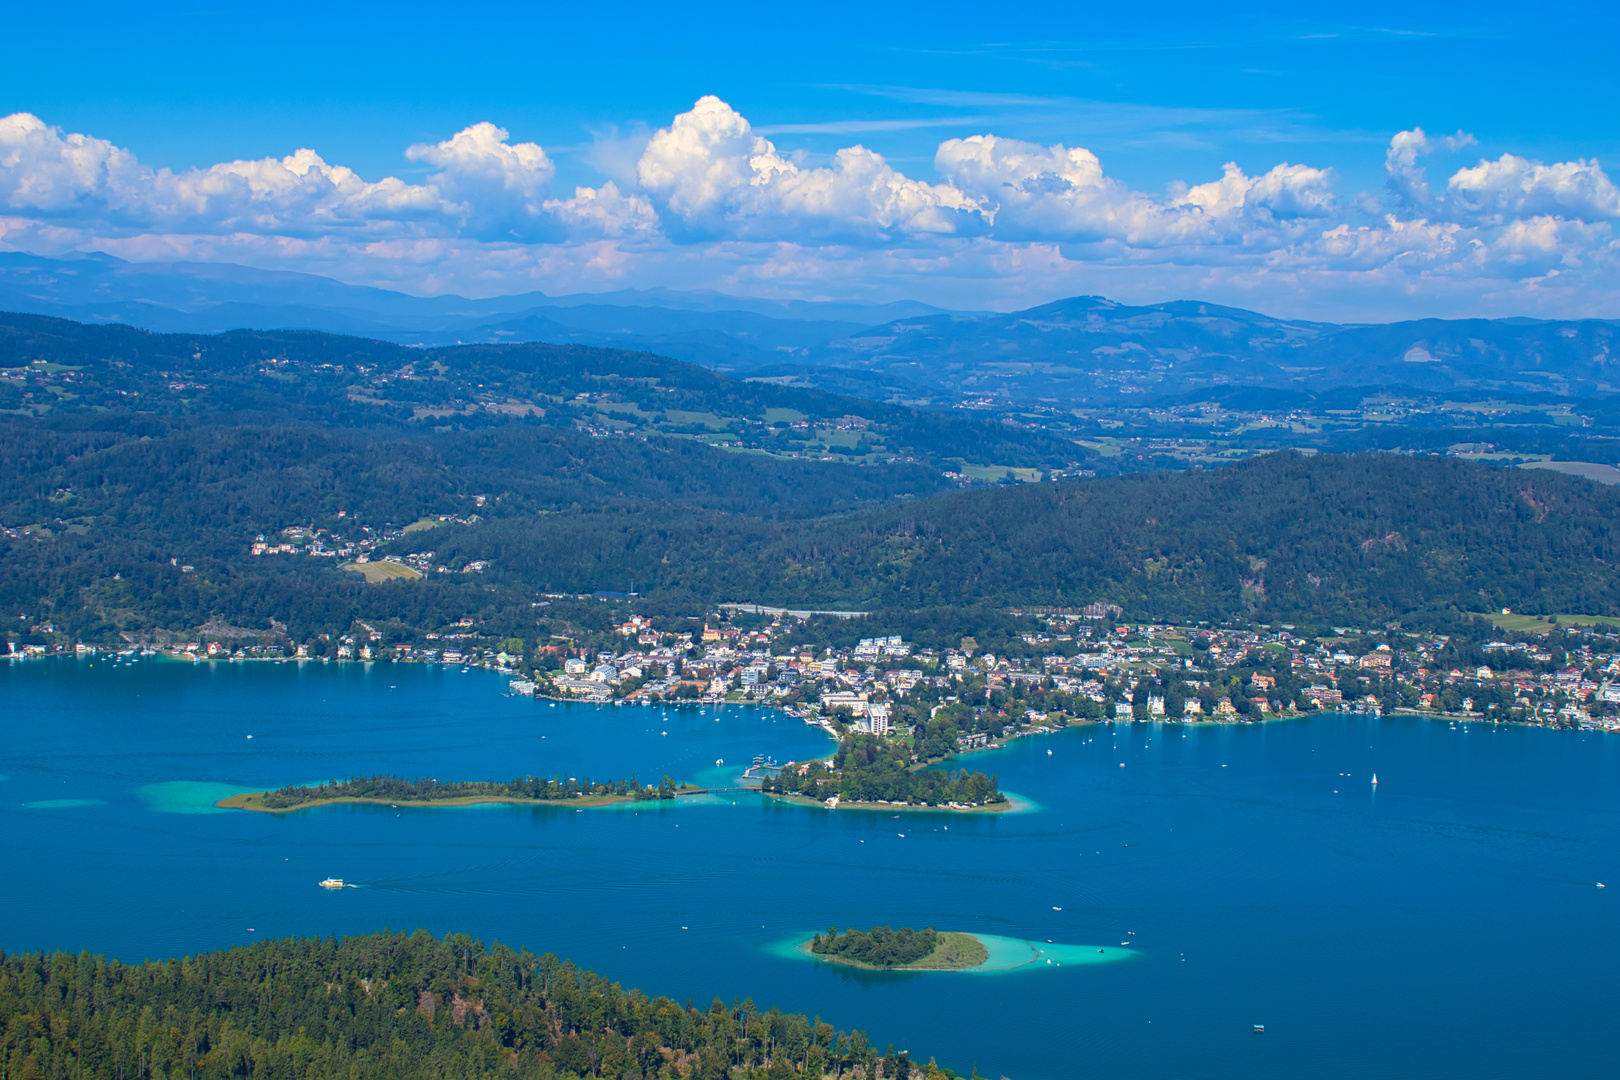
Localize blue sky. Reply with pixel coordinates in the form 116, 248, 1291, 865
3, 0, 1618, 318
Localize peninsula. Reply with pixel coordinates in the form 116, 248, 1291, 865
805, 926, 989, 971
0, 929, 954, 1080
216, 773, 690, 813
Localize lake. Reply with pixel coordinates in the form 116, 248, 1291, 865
3, 656, 1617, 1080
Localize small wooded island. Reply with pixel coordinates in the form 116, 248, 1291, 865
807, 926, 989, 970
762, 734, 1009, 809
216, 773, 690, 812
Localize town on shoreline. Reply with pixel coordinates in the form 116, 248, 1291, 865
31, 601, 1618, 813
25, 605, 1617, 738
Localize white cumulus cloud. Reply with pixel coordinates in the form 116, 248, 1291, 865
544, 182, 660, 238
404, 122, 558, 241
935, 135, 1333, 249
1383, 127, 1478, 210
1446, 154, 1620, 221
0, 111, 435, 236
934, 135, 1163, 243
4, 105, 1620, 318
635, 96, 982, 242
0, 112, 640, 244
1185, 162, 1336, 221
0, 112, 147, 215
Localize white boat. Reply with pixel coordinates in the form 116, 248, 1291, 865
318, 877, 345, 889
1371, 773, 1378, 785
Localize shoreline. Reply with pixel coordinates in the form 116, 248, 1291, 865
15, 654, 1607, 735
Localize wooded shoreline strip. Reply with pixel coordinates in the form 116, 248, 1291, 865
215, 788, 705, 813
0, 928, 933, 1080
765, 791, 1017, 813
216, 786, 1020, 814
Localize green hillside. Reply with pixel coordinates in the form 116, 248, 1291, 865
411, 451, 1620, 627
744, 450, 1620, 624
4, 315, 1619, 647
0, 312, 1083, 473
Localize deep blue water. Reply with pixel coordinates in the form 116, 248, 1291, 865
3, 656, 1617, 1080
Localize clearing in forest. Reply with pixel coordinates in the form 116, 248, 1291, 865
342, 560, 423, 583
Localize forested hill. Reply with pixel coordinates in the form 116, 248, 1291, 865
0, 311, 1082, 475
742, 451, 1620, 624
449, 451, 1620, 627
5, 314, 1619, 646
5, 426, 1616, 647
0, 930, 941, 1079
0, 312, 1077, 647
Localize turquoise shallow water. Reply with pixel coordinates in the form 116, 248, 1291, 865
2, 656, 1618, 1079
970, 934, 1134, 972
138, 780, 244, 813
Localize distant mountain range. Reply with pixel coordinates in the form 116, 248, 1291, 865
794, 297, 1620, 404
4, 251, 1618, 405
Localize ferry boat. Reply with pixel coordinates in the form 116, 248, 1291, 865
319, 877, 346, 889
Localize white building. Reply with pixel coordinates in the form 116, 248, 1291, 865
821, 691, 869, 716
